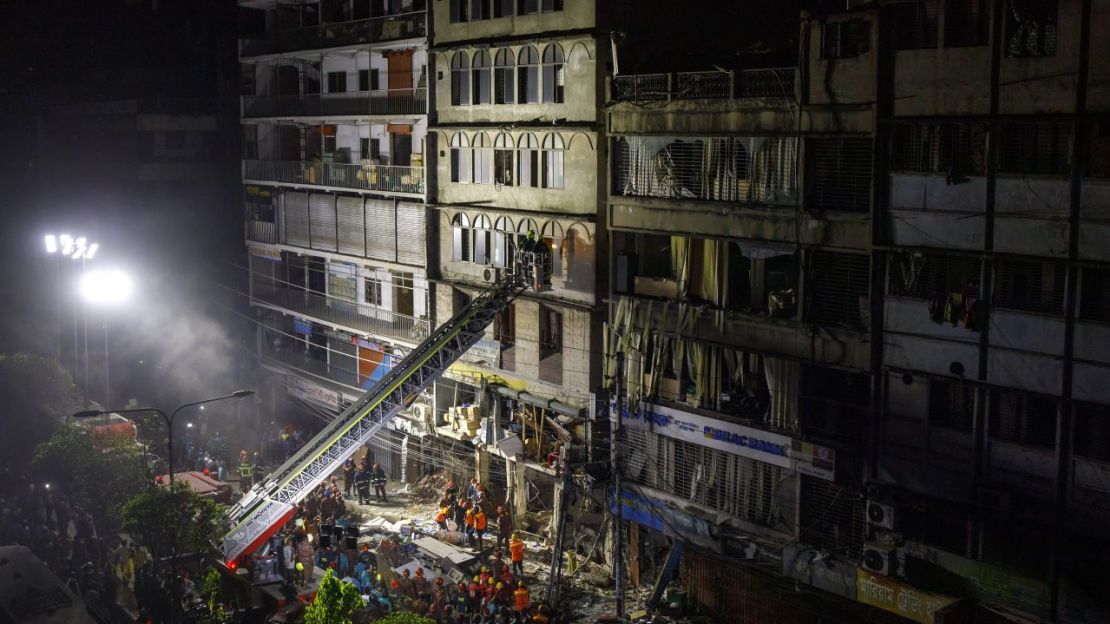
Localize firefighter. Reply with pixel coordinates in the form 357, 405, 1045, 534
513, 581, 530, 614
238, 450, 253, 492
474, 505, 488, 552
371, 463, 388, 502
341, 458, 356, 497
354, 462, 372, 505
509, 533, 525, 577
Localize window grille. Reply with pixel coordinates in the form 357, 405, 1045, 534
1080, 267, 1110, 322
809, 137, 872, 213
889, 122, 987, 176
997, 122, 1069, 174
993, 259, 1066, 314
364, 277, 383, 306
822, 20, 871, 58
807, 251, 870, 328
450, 133, 471, 183
944, 0, 989, 47
989, 389, 1057, 449
893, 1, 939, 50
889, 251, 981, 299
929, 379, 975, 432
800, 475, 865, 555
1005, 0, 1057, 57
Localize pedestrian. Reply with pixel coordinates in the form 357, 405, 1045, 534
509, 533, 524, 577
496, 506, 513, 554
342, 458, 356, 497
296, 536, 315, 587
454, 498, 468, 532
282, 538, 295, 584
355, 462, 372, 505
371, 463, 388, 502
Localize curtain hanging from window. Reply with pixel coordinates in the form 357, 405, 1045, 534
764, 356, 800, 432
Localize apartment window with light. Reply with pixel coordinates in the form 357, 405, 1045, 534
450, 52, 471, 106
364, 277, 383, 306
541, 44, 565, 103
494, 49, 515, 104
473, 215, 492, 264
472, 50, 491, 105
473, 133, 493, 185
450, 133, 472, 183
452, 213, 471, 262
494, 133, 515, 186
327, 71, 347, 93
517, 46, 539, 104
541, 133, 564, 188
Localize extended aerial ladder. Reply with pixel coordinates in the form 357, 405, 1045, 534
221, 248, 550, 564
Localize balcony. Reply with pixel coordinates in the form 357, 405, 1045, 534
252, 278, 430, 345
243, 160, 424, 196
246, 220, 278, 244
611, 68, 796, 103
239, 12, 426, 57
242, 88, 427, 118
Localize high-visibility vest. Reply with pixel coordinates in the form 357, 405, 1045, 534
465, 509, 475, 527
436, 508, 448, 523
239, 462, 252, 478
475, 512, 487, 530
510, 540, 524, 562
514, 587, 530, 611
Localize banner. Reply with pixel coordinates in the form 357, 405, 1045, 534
287, 375, 340, 410
856, 568, 960, 624
610, 486, 720, 552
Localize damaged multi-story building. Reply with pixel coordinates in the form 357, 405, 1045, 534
606, 1, 1110, 623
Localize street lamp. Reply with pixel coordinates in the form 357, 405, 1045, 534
45, 232, 99, 406
79, 269, 132, 406
73, 389, 255, 485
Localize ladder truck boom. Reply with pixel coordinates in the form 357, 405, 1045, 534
221, 250, 550, 564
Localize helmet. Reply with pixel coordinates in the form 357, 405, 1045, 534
481, 566, 488, 573
296, 562, 304, 571
474, 576, 481, 582
435, 577, 444, 586
488, 577, 496, 585
496, 582, 504, 589
518, 581, 525, 587
511, 532, 519, 540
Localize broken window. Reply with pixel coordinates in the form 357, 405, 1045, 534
1080, 267, 1110, 322
564, 225, 594, 292
801, 365, 871, 444
989, 389, 1057, 449
1005, 0, 1057, 57
494, 48, 515, 104
889, 251, 981, 300
451, 213, 471, 262
450, 51, 470, 106
993, 260, 1067, 315
364, 276, 383, 306
1075, 403, 1110, 462
726, 243, 799, 315
894, 1, 939, 50
929, 379, 975, 432
997, 122, 1070, 175
945, 0, 989, 47
449, 133, 471, 183
471, 50, 491, 105
889, 122, 987, 176
822, 20, 870, 59
808, 137, 872, 212
517, 46, 539, 104
807, 251, 870, 328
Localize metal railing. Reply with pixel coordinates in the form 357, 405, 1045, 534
251, 276, 431, 344
611, 67, 796, 102
246, 220, 278, 244
239, 12, 427, 57
243, 160, 425, 195
242, 88, 427, 118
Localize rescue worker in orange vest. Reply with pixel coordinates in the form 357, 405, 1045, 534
509, 532, 525, 577
474, 506, 488, 552
465, 504, 476, 547
435, 505, 449, 531
514, 580, 530, 614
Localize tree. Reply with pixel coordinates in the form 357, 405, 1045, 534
0, 353, 81, 463
304, 569, 365, 624
375, 612, 436, 624
120, 482, 225, 565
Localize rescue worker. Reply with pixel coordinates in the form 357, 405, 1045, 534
465, 503, 476, 547
496, 506, 513, 554
354, 462, 372, 505
513, 581, 530, 615
238, 450, 253, 492
474, 505, 488, 552
341, 458, 356, 497
436, 504, 450, 531
371, 463, 388, 502
509, 533, 525, 577
454, 498, 468, 532
413, 566, 429, 599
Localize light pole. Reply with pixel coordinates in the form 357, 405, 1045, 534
45, 234, 99, 406
74, 390, 255, 485
79, 268, 131, 407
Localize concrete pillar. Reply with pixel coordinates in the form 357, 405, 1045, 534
506, 458, 527, 521
475, 446, 490, 487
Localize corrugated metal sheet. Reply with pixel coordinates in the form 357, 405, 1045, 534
336, 195, 365, 256
309, 193, 338, 252
366, 198, 397, 262
396, 201, 425, 267
284, 191, 310, 247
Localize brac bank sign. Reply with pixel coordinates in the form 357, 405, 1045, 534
621, 401, 835, 481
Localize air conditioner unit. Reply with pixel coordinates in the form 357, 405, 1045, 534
861, 542, 899, 577
482, 267, 500, 284
866, 500, 896, 530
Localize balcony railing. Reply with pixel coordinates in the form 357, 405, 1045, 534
242, 88, 427, 118
246, 220, 278, 244
243, 160, 425, 195
611, 67, 796, 102
252, 277, 430, 345
240, 12, 426, 57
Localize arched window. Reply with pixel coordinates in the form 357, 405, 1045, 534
493, 216, 514, 267
541, 221, 564, 277
494, 133, 515, 186
565, 224, 594, 291
450, 133, 472, 183
517, 46, 539, 104
541, 133, 564, 189
450, 51, 470, 106
541, 44, 564, 103
473, 133, 493, 184
473, 214, 493, 264
494, 49, 515, 105
472, 50, 491, 105
451, 213, 471, 262
517, 132, 539, 187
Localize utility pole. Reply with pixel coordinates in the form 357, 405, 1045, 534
612, 351, 624, 618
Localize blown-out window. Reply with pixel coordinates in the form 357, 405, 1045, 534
452, 213, 471, 262
451, 52, 471, 106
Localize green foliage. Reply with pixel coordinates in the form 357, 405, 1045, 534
374, 612, 435, 624
200, 567, 222, 614
32, 424, 149, 530
304, 569, 365, 624
0, 353, 81, 462
120, 481, 225, 563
